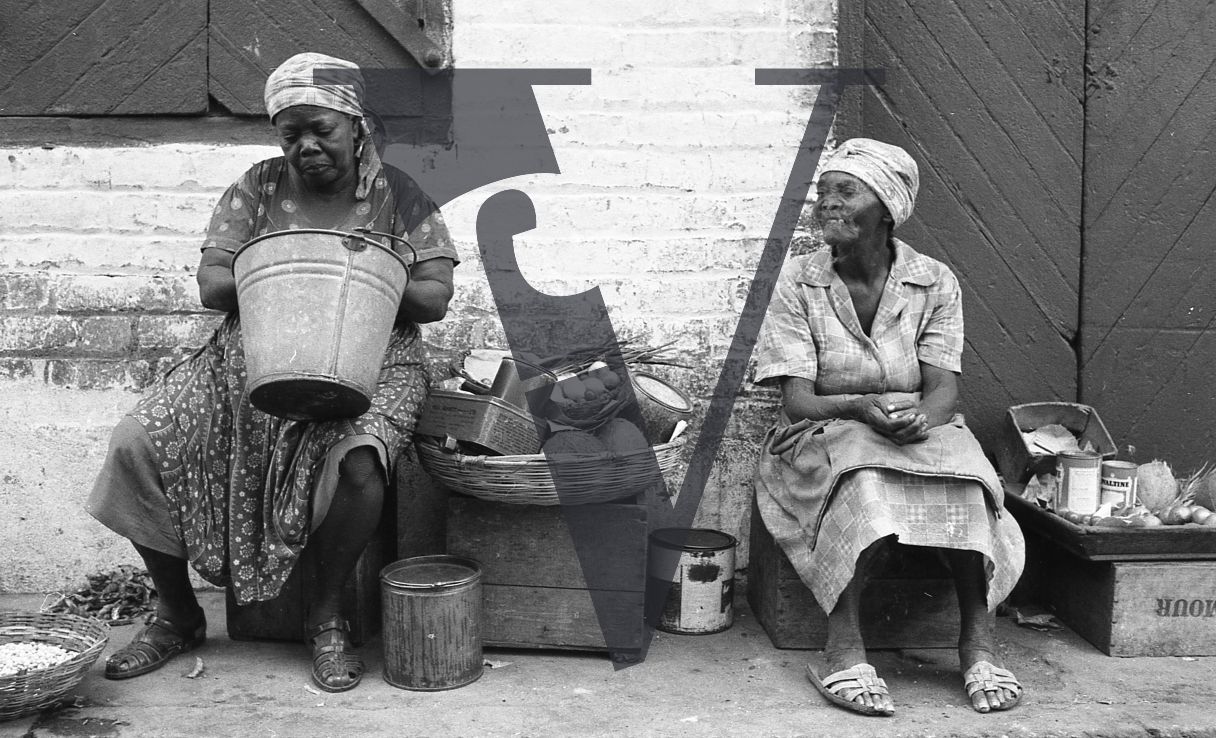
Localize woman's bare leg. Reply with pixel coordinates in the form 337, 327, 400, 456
945, 549, 1020, 712
301, 446, 384, 691
305, 446, 385, 628
822, 537, 894, 715
104, 544, 205, 678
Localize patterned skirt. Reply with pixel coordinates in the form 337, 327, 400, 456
88, 315, 430, 604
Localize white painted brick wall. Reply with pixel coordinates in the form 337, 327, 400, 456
0, 0, 836, 591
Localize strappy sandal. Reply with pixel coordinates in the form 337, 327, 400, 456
807, 663, 895, 716
308, 617, 364, 693
104, 612, 206, 680
963, 660, 1023, 713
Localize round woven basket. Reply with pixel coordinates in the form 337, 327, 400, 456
417, 436, 686, 505
0, 611, 109, 721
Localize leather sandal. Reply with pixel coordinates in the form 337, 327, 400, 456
963, 660, 1023, 713
104, 612, 206, 680
308, 617, 364, 693
807, 663, 895, 716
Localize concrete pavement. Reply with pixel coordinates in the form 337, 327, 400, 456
1, 589, 1213, 738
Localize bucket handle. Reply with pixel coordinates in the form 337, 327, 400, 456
352, 228, 418, 268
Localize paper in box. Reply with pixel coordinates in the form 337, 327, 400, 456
994, 402, 1117, 483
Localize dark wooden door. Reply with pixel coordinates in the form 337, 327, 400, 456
1080, 1, 1216, 469
0, 0, 207, 114
843, 0, 1086, 447
209, 0, 447, 116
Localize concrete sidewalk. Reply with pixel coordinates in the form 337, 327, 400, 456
1, 589, 1212, 738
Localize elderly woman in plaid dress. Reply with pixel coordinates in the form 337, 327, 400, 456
753, 139, 1024, 716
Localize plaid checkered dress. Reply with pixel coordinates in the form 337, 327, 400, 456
753, 240, 1024, 614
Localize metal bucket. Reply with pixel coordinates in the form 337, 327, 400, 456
630, 372, 694, 444
380, 555, 483, 691
648, 528, 737, 635
232, 229, 413, 421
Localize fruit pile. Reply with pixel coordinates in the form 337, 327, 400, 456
545, 363, 625, 427
1047, 461, 1216, 529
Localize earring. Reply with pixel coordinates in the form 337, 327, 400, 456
355, 141, 365, 158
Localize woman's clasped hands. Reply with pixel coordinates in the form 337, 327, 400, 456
857, 394, 929, 446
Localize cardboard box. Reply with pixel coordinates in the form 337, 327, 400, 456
747, 498, 960, 649
995, 402, 1117, 483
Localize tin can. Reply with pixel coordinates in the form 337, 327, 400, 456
1100, 460, 1139, 508
380, 555, 483, 691
1057, 450, 1102, 515
647, 528, 737, 635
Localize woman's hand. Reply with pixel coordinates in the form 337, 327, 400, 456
856, 394, 930, 446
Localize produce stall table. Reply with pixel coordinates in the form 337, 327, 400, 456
1007, 485, 1216, 656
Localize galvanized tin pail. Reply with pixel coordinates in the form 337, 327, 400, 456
630, 372, 694, 444
232, 229, 413, 421
379, 555, 483, 691
648, 528, 737, 635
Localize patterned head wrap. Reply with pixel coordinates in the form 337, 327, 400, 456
820, 138, 919, 227
263, 52, 382, 200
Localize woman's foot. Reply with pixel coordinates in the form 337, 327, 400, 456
812, 646, 895, 716
104, 608, 206, 680
960, 644, 1022, 712
307, 616, 364, 693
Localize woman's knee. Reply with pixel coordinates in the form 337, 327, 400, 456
338, 447, 385, 491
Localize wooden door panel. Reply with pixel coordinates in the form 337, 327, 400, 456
858, 0, 1084, 446
209, 0, 445, 116
1081, 0, 1216, 468
0, 0, 206, 114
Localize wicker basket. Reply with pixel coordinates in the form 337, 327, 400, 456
0, 611, 109, 721
417, 436, 686, 505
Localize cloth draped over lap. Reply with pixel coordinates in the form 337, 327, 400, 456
87, 157, 459, 605
759, 409, 1004, 551
755, 413, 1024, 614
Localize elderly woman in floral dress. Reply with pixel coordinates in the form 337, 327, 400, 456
753, 138, 1024, 716
87, 52, 458, 692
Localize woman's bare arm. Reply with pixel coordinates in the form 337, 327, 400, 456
396, 257, 455, 324
197, 248, 238, 313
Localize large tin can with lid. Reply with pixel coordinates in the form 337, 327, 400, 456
1057, 450, 1103, 515
380, 555, 483, 691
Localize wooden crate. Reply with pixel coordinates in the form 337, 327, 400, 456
747, 498, 960, 649
1013, 493, 1216, 656
445, 494, 647, 652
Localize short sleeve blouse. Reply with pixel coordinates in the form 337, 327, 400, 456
200, 158, 458, 267
753, 239, 963, 395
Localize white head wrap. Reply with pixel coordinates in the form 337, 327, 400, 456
263, 53, 382, 200
820, 138, 919, 227
264, 52, 364, 121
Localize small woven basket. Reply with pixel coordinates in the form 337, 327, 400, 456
0, 611, 109, 721
417, 436, 686, 505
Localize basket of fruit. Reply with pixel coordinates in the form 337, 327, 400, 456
0, 611, 109, 721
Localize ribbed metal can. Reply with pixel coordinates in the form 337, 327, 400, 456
380, 555, 482, 691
